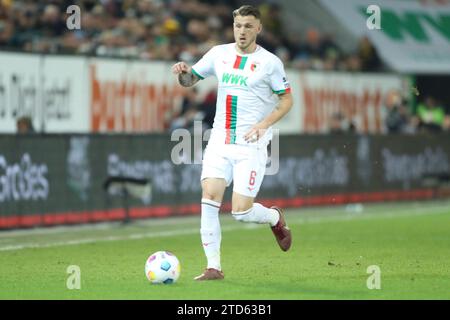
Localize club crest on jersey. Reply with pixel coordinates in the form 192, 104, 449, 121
250, 61, 260, 72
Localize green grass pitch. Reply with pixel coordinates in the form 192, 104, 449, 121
0, 199, 449, 300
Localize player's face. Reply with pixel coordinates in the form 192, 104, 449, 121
233, 15, 261, 52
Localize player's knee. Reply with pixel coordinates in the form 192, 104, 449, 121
202, 192, 220, 203
201, 179, 225, 203
231, 208, 253, 222
201, 188, 222, 203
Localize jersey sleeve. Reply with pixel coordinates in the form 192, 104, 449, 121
191, 47, 217, 80
269, 58, 291, 95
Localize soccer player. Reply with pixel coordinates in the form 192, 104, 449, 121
172, 5, 293, 280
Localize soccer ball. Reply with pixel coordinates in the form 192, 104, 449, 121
145, 251, 181, 284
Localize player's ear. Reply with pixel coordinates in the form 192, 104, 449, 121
257, 22, 262, 34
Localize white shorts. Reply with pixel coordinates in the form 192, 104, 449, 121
200, 142, 268, 198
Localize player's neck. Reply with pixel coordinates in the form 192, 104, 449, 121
235, 42, 258, 55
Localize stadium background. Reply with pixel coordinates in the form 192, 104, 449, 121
0, 0, 450, 301
1, 0, 449, 228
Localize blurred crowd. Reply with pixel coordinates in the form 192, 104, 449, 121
325, 91, 450, 135
165, 86, 450, 135
0, 0, 382, 72
2, 0, 449, 135
383, 91, 450, 134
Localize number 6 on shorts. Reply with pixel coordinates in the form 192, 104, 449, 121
249, 170, 257, 186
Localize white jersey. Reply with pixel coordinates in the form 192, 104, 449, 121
191, 43, 291, 146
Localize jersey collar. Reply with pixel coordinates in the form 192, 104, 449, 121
234, 43, 261, 56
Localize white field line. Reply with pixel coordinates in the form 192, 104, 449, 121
0, 203, 448, 252
0, 225, 250, 252
0, 216, 201, 238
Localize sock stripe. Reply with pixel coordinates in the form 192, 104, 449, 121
231, 207, 252, 216
201, 198, 221, 209
202, 202, 220, 209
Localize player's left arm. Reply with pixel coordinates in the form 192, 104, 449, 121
244, 92, 293, 142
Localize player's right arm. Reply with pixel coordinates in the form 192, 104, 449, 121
173, 46, 217, 86
172, 62, 200, 87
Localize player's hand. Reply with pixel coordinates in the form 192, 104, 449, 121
172, 61, 191, 75
244, 122, 268, 143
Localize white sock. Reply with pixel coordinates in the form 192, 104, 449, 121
232, 203, 280, 226
200, 198, 222, 271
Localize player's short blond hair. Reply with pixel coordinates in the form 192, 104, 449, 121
232, 5, 261, 20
